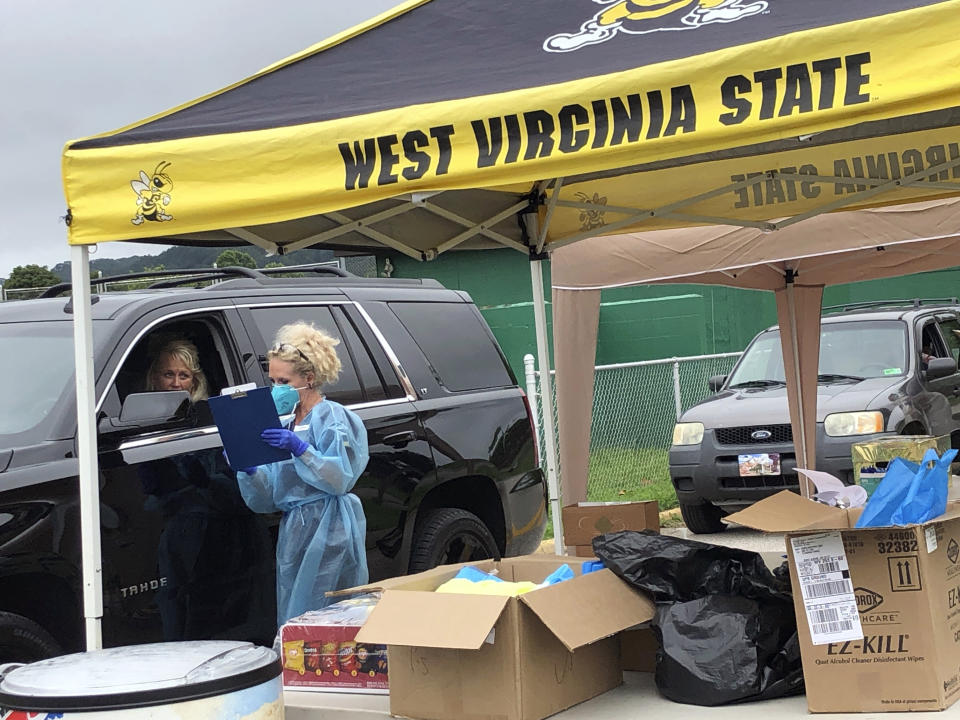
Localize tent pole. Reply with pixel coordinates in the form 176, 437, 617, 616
70, 244, 103, 650
530, 258, 564, 554
785, 278, 811, 499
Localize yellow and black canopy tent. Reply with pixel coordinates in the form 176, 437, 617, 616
62, 0, 960, 649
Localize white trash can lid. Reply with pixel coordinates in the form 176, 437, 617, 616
0, 640, 279, 712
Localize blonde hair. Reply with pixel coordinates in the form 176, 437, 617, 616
146, 338, 209, 402
267, 322, 341, 387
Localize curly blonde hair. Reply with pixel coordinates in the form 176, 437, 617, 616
146, 338, 209, 402
267, 321, 341, 387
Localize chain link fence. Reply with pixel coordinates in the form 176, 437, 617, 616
341, 255, 378, 278
525, 351, 741, 505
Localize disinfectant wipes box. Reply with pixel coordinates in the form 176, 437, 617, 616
728, 492, 960, 713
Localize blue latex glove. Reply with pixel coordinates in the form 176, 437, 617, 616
261, 428, 309, 457
223, 449, 257, 475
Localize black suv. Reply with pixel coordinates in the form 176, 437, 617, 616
0, 267, 546, 661
670, 299, 960, 533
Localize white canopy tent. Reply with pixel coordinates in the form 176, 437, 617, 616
551, 197, 960, 505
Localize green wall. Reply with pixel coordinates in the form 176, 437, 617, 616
380, 249, 780, 380
378, 248, 960, 378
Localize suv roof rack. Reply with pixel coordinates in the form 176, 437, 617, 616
821, 298, 960, 314
39, 263, 353, 298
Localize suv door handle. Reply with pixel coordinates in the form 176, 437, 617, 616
383, 431, 417, 448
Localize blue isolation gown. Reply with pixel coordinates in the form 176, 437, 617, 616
237, 399, 369, 625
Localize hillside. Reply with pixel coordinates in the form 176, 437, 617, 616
49, 245, 335, 281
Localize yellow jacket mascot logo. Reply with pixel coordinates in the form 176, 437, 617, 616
544, 0, 768, 52
130, 161, 174, 225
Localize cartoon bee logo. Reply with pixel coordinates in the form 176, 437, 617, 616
544, 0, 768, 53
575, 191, 608, 231
130, 161, 174, 225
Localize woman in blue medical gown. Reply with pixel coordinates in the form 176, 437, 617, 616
234, 322, 369, 625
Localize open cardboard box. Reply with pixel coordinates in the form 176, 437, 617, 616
338, 555, 654, 720
727, 492, 960, 713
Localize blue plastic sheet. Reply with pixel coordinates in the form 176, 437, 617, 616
855, 448, 957, 528
238, 400, 369, 624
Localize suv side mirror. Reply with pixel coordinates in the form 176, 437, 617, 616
118, 391, 191, 425
98, 392, 193, 437
708, 375, 727, 392
926, 357, 958, 380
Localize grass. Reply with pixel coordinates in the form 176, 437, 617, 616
542, 446, 678, 540
586, 447, 677, 510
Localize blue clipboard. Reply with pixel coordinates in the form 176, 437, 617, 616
209, 386, 290, 470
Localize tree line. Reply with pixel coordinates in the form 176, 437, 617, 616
3, 246, 335, 290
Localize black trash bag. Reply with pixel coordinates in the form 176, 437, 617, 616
592, 530, 804, 706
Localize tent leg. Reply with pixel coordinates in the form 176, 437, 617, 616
785, 281, 811, 499
530, 259, 564, 554
71, 244, 103, 650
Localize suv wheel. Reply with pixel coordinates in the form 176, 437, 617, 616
0, 612, 63, 664
409, 508, 499, 573
679, 502, 726, 534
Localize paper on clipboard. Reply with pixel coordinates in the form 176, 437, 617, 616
208, 386, 289, 470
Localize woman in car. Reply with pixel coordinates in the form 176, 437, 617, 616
145, 337, 209, 402
232, 321, 369, 624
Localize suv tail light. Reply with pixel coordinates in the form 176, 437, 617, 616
520, 390, 540, 468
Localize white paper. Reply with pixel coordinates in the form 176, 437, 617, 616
791, 532, 863, 645
797, 468, 868, 508
925, 526, 938, 553
220, 382, 257, 396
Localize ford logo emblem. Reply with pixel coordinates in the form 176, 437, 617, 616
751, 429, 772, 440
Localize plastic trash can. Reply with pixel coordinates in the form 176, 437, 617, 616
0, 640, 282, 718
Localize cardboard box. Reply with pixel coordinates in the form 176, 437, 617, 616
561, 500, 659, 547
619, 627, 657, 672
345, 555, 654, 720
280, 595, 388, 693
572, 545, 596, 558
727, 492, 960, 713
851, 434, 950, 497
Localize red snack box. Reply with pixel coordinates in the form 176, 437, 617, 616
280, 594, 388, 693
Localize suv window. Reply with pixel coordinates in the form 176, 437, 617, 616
938, 317, 960, 365
390, 302, 513, 391
728, 319, 908, 385
112, 317, 234, 406
248, 305, 403, 406
249, 305, 362, 405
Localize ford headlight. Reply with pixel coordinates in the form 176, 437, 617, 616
672, 422, 704, 446
823, 411, 884, 437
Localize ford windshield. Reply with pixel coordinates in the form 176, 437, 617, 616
727, 320, 908, 388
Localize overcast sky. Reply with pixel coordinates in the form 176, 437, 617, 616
0, 0, 399, 278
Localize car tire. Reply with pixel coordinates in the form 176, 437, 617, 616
0, 611, 63, 664
679, 502, 726, 534
409, 508, 499, 573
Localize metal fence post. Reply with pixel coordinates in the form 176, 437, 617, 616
672, 360, 682, 420
523, 353, 542, 459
